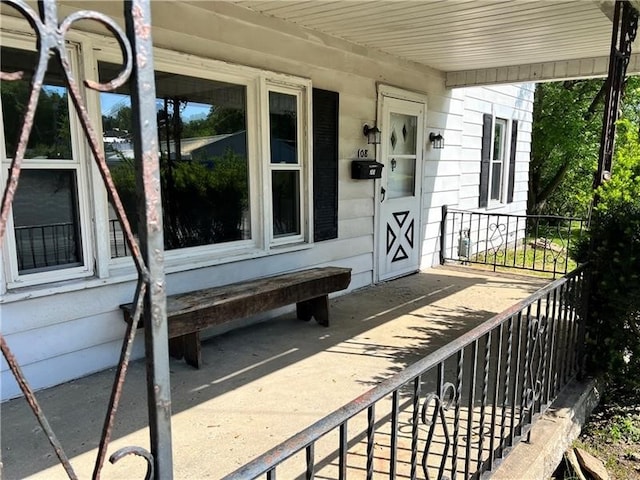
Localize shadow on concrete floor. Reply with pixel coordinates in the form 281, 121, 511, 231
1, 266, 547, 479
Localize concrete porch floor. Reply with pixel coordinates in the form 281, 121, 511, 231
1, 266, 549, 479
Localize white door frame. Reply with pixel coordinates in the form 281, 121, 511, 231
373, 85, 428, 283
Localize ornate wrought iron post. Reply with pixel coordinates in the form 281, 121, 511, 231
595, 0, 638, 189
125, 0, 173, 479
0, 0, 172, 477
124, 1, 174, 477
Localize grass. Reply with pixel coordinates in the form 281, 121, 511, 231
468, 234, 580, 279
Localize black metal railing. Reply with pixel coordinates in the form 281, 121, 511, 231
224, 265, 588, 480
16, 220, 129, 265
15, 222, 80, 271
110, 218, 130, 258
440, 206, 588, 278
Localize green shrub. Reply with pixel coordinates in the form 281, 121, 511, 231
577, 120, 640, 386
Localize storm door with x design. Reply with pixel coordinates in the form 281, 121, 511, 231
377, 96, 424, 281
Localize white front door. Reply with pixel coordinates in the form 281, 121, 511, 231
377, 96, 425, 281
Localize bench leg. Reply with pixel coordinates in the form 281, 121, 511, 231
168, 336, 184, 360
296, 301, 313, 321
183, 332, 202, 369
297, 295, 330, 327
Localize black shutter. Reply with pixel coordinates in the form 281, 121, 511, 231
507, 120, 518, 204
479, 113, 492, 208
313, 88, 339, 242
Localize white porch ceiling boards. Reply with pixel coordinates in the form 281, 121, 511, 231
234, 0, 640, 87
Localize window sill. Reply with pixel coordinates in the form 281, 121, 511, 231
1, 241, 314, 304
483, 201, 508, 212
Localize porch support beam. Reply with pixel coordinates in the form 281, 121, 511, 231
124, 0, 174, 477
445, 53, 640, 88
595, 0, 638, 188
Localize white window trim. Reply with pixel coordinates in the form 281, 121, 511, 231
262, 79, 313, 248
95, 47, 267, 271
1, 39, 95, 289
1, 19, 316, 294
485, 104, 514, 209
489, 117, 508, 205
96, 47, 314, 267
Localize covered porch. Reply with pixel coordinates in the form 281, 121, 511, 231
0, 0, 635, 478
1, 266, 552, 479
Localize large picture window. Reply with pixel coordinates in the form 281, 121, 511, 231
99, 62, 250, 257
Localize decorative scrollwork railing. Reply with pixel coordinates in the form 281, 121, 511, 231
0, 1, 171, 478
441, 206, 588, 278
595, 0, 638, 188
223, 265, 588, 479
421, 381, 457, 479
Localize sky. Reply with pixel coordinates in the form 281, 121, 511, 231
99, 92, 210, 122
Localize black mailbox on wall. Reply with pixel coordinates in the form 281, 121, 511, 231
351, 160, 384, 179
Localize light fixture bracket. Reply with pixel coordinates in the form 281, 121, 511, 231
429, 132, 445, 149
363, 124, 381, 145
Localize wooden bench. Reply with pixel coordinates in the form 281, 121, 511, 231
120, 266, 351, 368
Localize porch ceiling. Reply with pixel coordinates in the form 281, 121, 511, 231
234, 0, 640, 87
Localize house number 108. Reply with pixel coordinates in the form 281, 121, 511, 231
357, 149, 369, 158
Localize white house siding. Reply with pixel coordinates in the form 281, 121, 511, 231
443, 84, 536, 262
459, 84, 535, 213
0, 2, 533, 400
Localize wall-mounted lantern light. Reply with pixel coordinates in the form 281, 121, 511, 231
429, 132, 445, 149
363, 124, 381, 145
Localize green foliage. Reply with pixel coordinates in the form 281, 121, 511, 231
111, 149, 248, 250
109, 155, 138, 232
181, 106, 245, 139
576, 125, 640, 383
165, 150, 248, 248
1, 81, 72, 158
102, 105, 132, 135
604, 414, 640, 444
529, 77, 640, 217
597, 119, 640, 206
529, 80, 603, 216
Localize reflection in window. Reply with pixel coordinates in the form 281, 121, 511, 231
1, 47, 72, 160
269, 92, 297, 164
272, 171, 300, 236
388, 158, 416, 199
99, 63, 250, 255
1, 46, 83, 276
12, 170, 82, 273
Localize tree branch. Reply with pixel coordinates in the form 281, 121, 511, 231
584, 81, 607, 122
536, 160, 571, 205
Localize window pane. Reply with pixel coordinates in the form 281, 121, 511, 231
272, 171, 300, 237
269, 92, 298, 164
1, 46, 72, 160
389, 113, 417, 155
13, 169, 82, 273
99, 62, 250, 254
490, 162, 502, 201
493, 119, 506, 161
388, 158, 416, 199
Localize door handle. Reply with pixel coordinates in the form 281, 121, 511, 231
380, 186, 386, 203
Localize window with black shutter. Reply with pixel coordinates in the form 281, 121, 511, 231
480, 113, 513, 207
479, 113, 492, 208
312, 88, 339, 242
